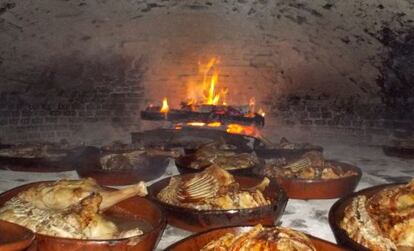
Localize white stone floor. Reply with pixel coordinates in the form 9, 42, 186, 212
0, 141, 412, 250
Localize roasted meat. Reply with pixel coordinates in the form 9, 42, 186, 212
262, 151, 357, 180
201, 224, 316, 251
184, 142, 258, 170
340, 179, 414, 250
157, 166, 271, 210
0, 178, 147, 239
100, 151, 150, 171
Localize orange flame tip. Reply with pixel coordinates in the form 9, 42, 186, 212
258, 108, 265, 117
160, 97, 169, 113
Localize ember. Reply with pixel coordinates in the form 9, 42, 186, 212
226, 124, 259, 137
169, 121, 262, 138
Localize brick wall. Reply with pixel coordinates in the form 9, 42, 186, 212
266, 94, 414, 142
0, 54, 147, 144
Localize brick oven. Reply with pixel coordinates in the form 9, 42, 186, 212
0, 2, 414, 250
0, 1, 413, 145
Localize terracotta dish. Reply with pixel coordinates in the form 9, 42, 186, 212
74, 147, 170, 186
0, 182, 166, 251
165, 226, 347, 251
382, 146, 414, 159
255, 160, 361, 199
149, 175, 288, 232
0, 144, 75, 172
0, 220, 34, 251
382, 139, 414, 159
329, 183, 404, 251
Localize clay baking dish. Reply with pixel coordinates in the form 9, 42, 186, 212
165, 225, 347, 251
74, 146, 170, 186
329, 183, 402, 251
383, 139, 414, 159
148, 175, 288, 232
254, 160, 362, 199
175, 155, 264, 176
0, 144, 75, 172
0, 220, 35, 251
382, 145, 414, 159
0, 182, 166, 251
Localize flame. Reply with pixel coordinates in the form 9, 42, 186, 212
160, 97, 169, 113
226, 124, 260, 137
248, 97, 256, 116
249, 97, 255, 110
220, 87, 228, 106
186, 58, 228, 106
186, 122, 206, 127
207, 121, 222, 127
258, 108, 265, 117
175, 121, 259, 137
202, 58, 221, 105
185, 121, 222, 127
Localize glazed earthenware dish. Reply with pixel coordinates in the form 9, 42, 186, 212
0, 182, 166, 251
74, 147, 170, 186
0, 220, 35, 251
329, 183, 406, 251
164, 225, 347, 251
149, 175, 288, 232
0, 144, 75, 172
382, 146, 414, 159
254, 160, 361, 199
382, 139, 414, 159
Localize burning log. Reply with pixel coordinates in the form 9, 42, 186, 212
141, 106, 265, 127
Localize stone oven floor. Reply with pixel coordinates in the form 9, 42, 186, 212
0, 141, 412, 249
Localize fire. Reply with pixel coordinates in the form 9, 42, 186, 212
202, 58, 221, 105
207, 121, 222, 127
172, 58, 264, 116
248, 97, 256, 116
258, 108, 265, 117
226, 124, 260, 137
205, 71, 220, 105
175, 121, 259, 137
160, 97, 169, 113
186, 122, 206, 127
249, 97, 255, 110
185, 121, 222, 127
220, 87, 228, 106
186, 58, 229, 106
151, 58, 265, 133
